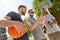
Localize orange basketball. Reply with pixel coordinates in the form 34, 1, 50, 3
8, 26, 26, 38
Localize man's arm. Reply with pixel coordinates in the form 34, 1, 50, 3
52, 19, 57, 24
0, 15, 13, 27
48, 19, 57, 27
48, 15, 57, 27
25, 16, 41, 31
4, 16, 11, 20
50, 14, 57, 24
0, 20, 13, 27
0, 20, 26, 33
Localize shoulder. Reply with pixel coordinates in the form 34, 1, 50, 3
7, 11, 16, 16
7, 11, 18, 17
6, 11, 18, 17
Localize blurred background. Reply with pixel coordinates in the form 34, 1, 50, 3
0, 0, 60, 40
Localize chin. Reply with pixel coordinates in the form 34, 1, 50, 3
22, 13, 25, 15
23, 14, 25, 16
23, 15, 25, 16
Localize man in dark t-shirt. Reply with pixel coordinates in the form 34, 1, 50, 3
6, 5, 29, 40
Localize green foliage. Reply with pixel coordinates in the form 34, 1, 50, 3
49, 0, 60, 25
32, 0, 60, 25
32, 0, 44, 18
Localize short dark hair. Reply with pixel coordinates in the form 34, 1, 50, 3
18, 5, 26, 10
28, 9, 33, 13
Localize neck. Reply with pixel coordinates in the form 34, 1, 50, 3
18, 12, 22, 16
30, 16, 33, 18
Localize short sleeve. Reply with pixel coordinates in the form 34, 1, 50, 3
6, 11, 16, 20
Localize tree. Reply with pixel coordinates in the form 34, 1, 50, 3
32, 0, 60, 25
32, 0, 44, 18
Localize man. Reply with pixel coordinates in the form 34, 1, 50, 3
25, 9, 46, 40
44, 5, 60, 40
0, 5, 29, 40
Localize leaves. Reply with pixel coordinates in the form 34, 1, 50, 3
32, 0, 44, 18
33, 0, 60, 25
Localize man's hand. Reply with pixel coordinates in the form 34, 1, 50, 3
13, 21, 26, 35
43, 4, 48, 11
48, 21, 53, 27
52, 19, 57, 24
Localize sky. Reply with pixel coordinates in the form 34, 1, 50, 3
0, 0, 33, 20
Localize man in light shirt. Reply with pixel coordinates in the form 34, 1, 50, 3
45, 13, 60, 40
44, 5, 60, 40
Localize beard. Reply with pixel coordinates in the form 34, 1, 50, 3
22, 11, 25, 15
30, 15, 33, 17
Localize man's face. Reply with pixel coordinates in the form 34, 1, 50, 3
22, 7, 26, 15
19, 7, 26, 15
29, 11, 34, 17
42, 8, 46, 15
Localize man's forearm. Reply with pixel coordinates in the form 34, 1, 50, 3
48, 20, 57, 25
0, 20, 13, 27
30, 22, 39, 31
53, 20, 57, 24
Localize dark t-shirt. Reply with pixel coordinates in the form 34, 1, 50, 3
6, 11, 28, 40
7, 11, 23, 22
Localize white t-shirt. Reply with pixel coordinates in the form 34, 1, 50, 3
45, 14, 60, 34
